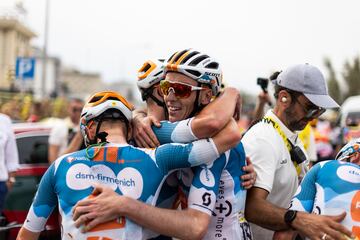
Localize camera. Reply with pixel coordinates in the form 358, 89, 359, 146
257, 78, 269, 93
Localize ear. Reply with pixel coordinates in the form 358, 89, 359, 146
86, 121, 97, 141
278, 90, 292, 107
199, 88, 212, 105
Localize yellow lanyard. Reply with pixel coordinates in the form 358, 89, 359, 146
262, 117, 301, 176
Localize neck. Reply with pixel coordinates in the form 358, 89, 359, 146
98, 123, 129, 145
104, 134, 128, 144
273, 105, 294, 132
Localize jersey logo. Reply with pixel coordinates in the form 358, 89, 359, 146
214, 200, 232, 217
199, 167, 215, 187
336, 165, 360, 183
66, 164, 144, 199
202, 192, 212, 206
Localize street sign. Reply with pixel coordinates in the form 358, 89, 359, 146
16, 57, 36, 80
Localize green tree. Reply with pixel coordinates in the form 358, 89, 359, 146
324, 57, 342, 104
343, 56, 360, 99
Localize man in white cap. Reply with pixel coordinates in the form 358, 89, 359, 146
243, 64, 354, 240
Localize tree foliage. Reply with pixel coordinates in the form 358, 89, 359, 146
324, 57, 342, 104
342, 56, 360, 99
324, 55, 360, 104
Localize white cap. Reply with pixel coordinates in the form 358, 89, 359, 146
276, 63, 339, 109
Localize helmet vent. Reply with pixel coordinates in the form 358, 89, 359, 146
180, 51, 199, 64
205, 62, 219, 69
107, 97, 120, 101
186, 70, 201, 78
189, 55, 209, 66
142, 63, 151, 72
173, 49, 189, 63
89, 96, 103, 103
153, 71, 162, 77
167, 52, 177, 62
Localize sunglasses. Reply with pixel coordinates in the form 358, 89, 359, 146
160, 80, 204, 99
292, 94, 325, 119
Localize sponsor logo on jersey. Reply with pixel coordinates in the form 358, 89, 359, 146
336, 165, 360, 183
199, 167, 215, 187
66, 156, 88, 163
66, 164, 143, 198
117, 167, 143, 199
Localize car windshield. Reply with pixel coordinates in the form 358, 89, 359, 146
16, 135, 49, 164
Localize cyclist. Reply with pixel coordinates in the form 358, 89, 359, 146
17, 91, 241, 240
274, 138, 360, 240
133, 59, 166, 147
73, 49, 255, 239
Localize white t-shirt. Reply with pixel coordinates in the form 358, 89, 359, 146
48, 117, 78, 155
242, 110, 308, 240
0, 114, 19, 181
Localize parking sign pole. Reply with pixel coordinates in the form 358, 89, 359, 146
41, 0, 50, 99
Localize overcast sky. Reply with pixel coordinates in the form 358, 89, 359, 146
6, 0, 360, 94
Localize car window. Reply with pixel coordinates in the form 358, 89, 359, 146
17, 135, 49, 164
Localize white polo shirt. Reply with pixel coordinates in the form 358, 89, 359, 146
242, 110, 308, 240
0, 114, 19, 182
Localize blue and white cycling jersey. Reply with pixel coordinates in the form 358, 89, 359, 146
153, 120, 252, 240
289, 160, 360, 238
23, 140, 219, 240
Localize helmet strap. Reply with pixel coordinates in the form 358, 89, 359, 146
143, 87, 169, 120
188, 82, 203, 118
94, 116, 108, 144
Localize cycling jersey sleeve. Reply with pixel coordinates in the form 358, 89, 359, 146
152, 118, 197, 144
289, 163, 320, 212
188, 154, 227, 215
155, 138, 219, 174
23, 163, 58, 232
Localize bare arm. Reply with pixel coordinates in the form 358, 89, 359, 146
212, 118, 242, 154
73, 185, 210, 240
16, 227, 40, 240
191, 87, 241, 138
48, 144, 60, 163
245, 187, 288, 231
132, 109, 161, 148
245, 187, 353, 240
273, 230, 296, 240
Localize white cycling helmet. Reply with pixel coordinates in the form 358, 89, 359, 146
137, 59, 165, 90
335, 138, 360, 161
164, 49, 222, 96
80, 91, 133, 145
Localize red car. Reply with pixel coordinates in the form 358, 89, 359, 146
0, 122, 61, 240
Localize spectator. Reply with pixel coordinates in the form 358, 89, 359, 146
243, 64, 352, 239
0, 113, 19, 215
27, 101, 43, 123
48, 98, 84, 163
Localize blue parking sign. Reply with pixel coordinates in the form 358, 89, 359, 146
16, 57, 36, 80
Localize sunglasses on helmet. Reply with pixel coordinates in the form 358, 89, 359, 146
160, 80, 204, 99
